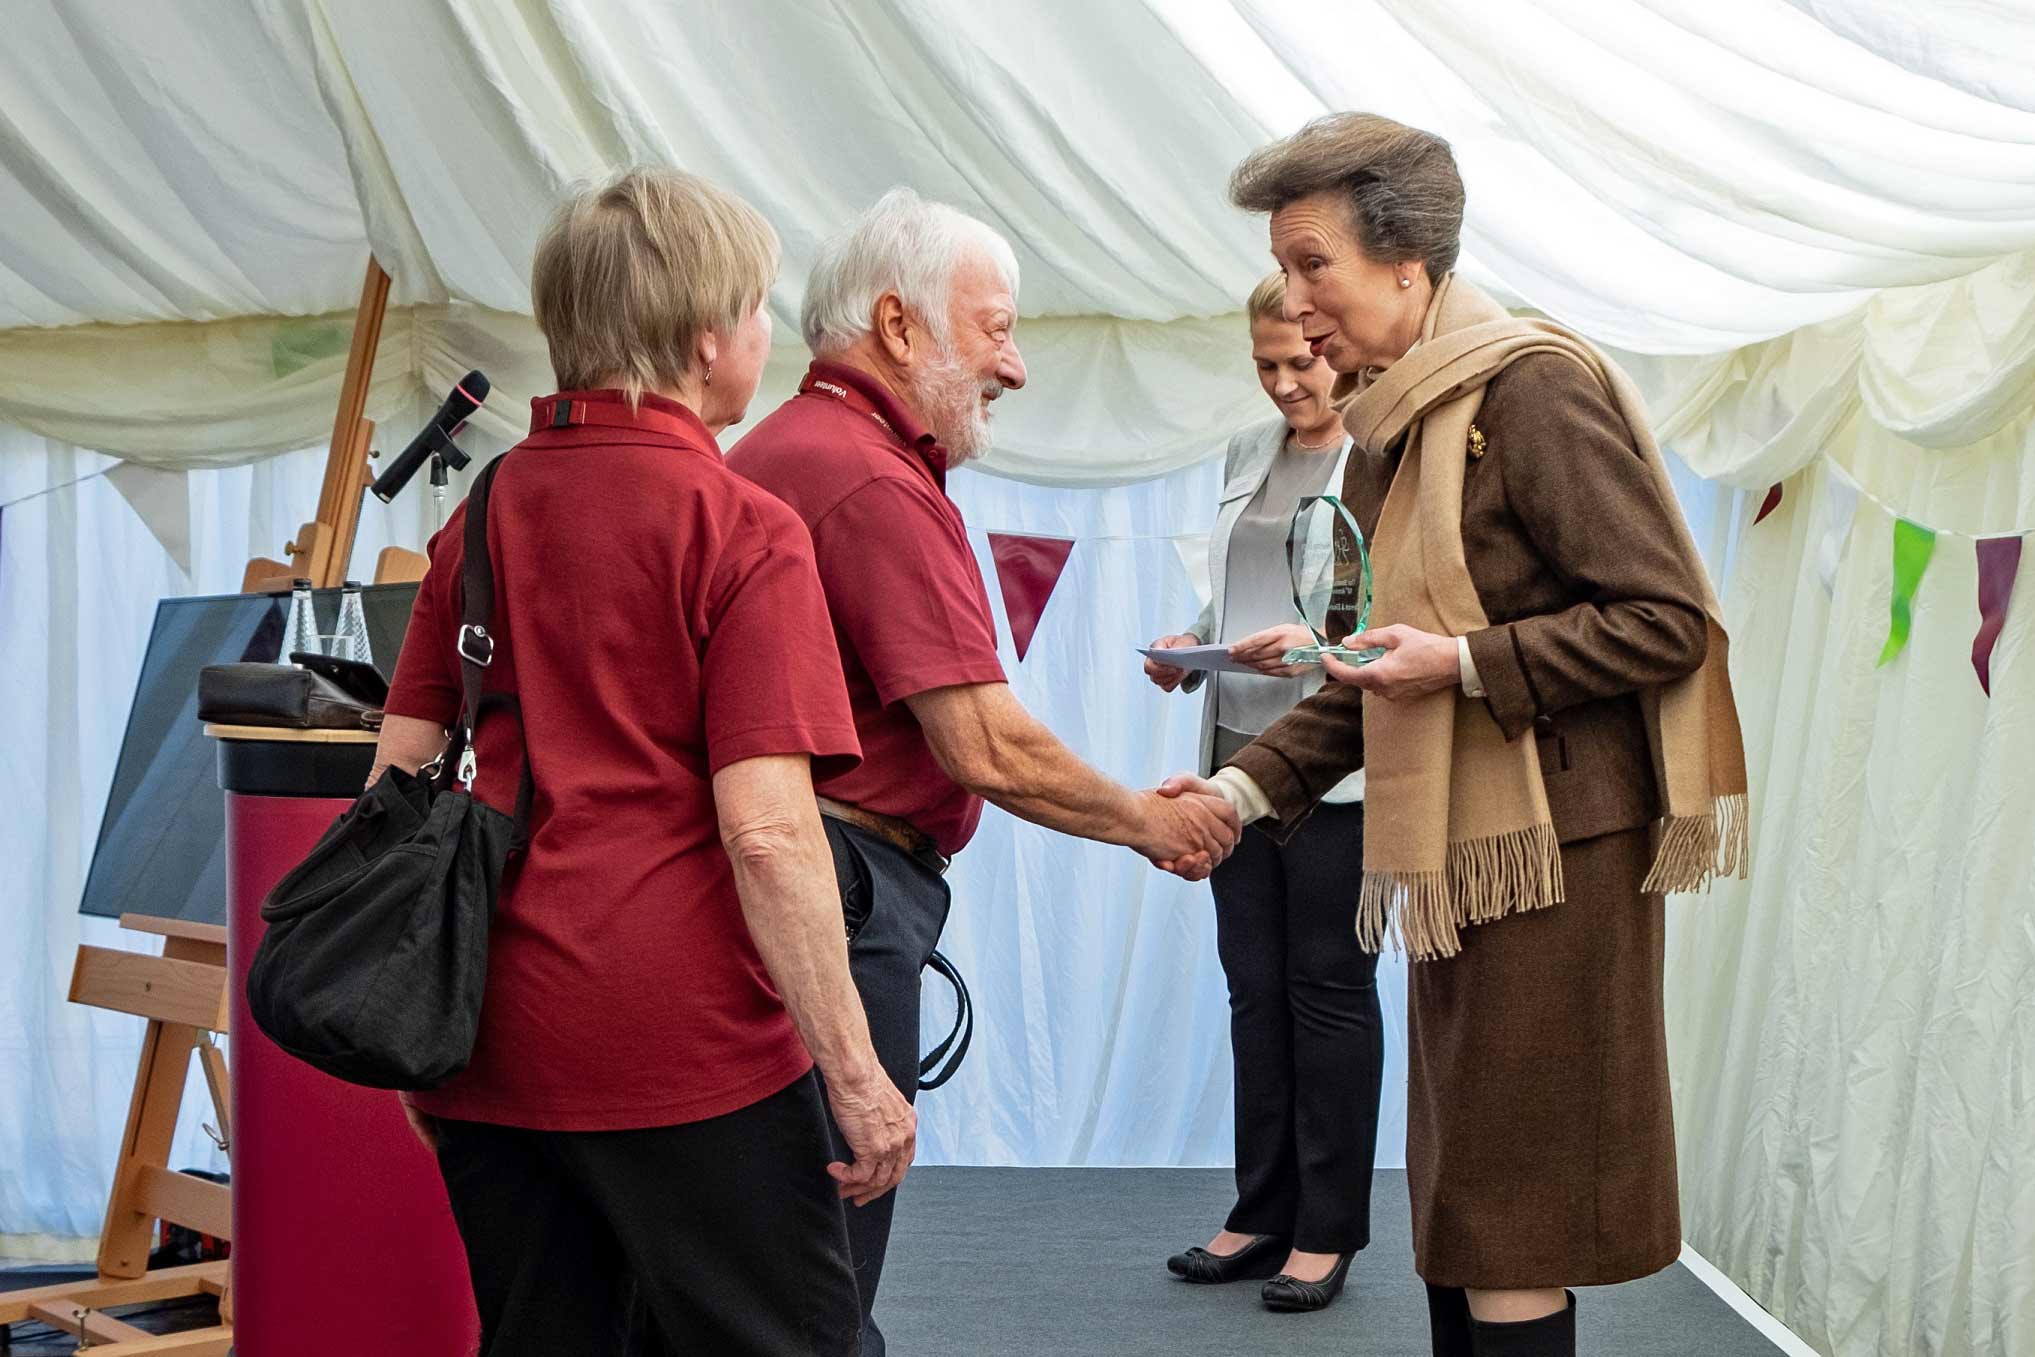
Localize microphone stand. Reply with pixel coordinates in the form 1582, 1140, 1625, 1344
429, 450, 452, 530
389, 421, 471, 531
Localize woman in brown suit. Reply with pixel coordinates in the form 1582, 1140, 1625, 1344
1167, 114, 1750, 1356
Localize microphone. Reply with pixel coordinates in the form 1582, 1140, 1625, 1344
371, 371, 491, 504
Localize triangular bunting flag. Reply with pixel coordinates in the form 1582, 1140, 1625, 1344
1816, 473, 1861, 595
106, 462, 193, 576
1973, 536, 2023, 696
1754, 483, 1783, 525
1877, 518, 1937, 667
987, 532, 1076, 662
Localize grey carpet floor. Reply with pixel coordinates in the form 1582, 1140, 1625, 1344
1, 1170, 1790, 1355
874, 1168, 1784, 1356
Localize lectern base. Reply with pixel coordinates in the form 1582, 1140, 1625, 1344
217, 731, 477, 1357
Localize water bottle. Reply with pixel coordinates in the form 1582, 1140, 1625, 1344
335, 581, 374, 667
283, 579, 320, 661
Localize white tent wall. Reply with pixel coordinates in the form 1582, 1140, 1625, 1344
1639, 259, 2035, 1357
5, 1, 2035, 1353
1669, 453, 2035, 1357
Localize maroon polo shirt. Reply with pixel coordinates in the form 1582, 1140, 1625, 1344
728, 362, 1007, 856
383, 389, 861, 1131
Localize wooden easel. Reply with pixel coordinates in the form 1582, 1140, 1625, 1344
3, 255, 409, 1354
240, 256, 429, 594
0, 917, 233, 1355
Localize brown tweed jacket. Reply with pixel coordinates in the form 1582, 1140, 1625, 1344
1227, 352, 1712, 844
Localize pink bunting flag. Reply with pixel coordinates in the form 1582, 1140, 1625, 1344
987, 532, 1076, 662
1972, 536, 2023, 697
1754, 483, 1783, 525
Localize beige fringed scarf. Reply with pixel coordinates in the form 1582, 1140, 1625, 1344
1343, 275, 1749, 960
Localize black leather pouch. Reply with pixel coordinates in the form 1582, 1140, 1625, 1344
197, 654, 387, 731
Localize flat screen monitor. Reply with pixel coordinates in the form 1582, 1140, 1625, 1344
78, 584, 420, 925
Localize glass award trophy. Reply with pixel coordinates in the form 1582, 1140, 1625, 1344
1282, 494, 1387, 666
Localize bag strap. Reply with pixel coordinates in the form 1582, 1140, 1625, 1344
450, 456, 536, 847
917, 949, 973, 1091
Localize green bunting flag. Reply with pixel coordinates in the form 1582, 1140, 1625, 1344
1876, 518, 1937, 667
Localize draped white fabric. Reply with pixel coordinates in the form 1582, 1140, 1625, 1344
9, 248, 2031, 491
1621, 232, 2035, 1357
0, 307, 1274, 489
1665, 454, 2035, 1357
6, 0, 2035, 467
5, 3, 2035, 1351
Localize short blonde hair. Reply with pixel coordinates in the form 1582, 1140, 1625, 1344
1245, 270, 1287, 325
532, 167, 779, 404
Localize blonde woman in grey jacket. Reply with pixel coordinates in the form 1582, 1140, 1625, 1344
1144, 272, 1381, 1315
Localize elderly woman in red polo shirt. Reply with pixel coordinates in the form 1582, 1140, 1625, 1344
369, 168, 910, 1357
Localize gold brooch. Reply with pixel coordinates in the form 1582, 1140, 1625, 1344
1467, 423, 1488, 459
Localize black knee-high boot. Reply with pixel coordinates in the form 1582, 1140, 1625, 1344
1425, 1283, 1474, 1356
1471, 1291, 1576, 1355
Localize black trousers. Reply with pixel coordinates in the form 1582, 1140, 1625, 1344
821, 817, 953, 1357
1210, 799, 1384, 1253
433, 1072, 861, 1357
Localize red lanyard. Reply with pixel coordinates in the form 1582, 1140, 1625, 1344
799, 371, 897, 437
798, 371, 953, 484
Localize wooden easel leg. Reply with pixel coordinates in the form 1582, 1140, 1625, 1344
96, 1020, 200, 1279
4, 920, 235, 1353
196, 1036, 230, 1156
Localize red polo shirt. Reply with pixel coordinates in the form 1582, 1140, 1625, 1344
383, 389, 861, 1131
728, 362, 1006, 856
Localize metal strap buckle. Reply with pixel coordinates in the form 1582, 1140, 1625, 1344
457, 742, 478, 790
458, 623, 494, 667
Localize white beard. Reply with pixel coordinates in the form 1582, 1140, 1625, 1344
910, 346, 1000, 464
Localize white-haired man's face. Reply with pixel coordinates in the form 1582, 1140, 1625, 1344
909, 251, 1026, 464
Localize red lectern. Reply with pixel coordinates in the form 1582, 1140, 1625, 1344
209, 724, 477, 1356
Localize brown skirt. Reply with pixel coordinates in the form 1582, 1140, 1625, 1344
1405, 824, 1680, 1289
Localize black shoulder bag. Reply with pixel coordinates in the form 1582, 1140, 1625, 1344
246, 454, 531, 1090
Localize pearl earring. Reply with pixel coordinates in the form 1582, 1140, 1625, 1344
705, 363, 714, 386
1398, 277, 1412, 288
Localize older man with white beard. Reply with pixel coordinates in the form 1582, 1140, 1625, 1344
729, 189, 1240, 1353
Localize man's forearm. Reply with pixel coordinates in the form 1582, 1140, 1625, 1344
909, 682, 1152, 846
964, 715, 1149, 847
724, 813, 884, 1091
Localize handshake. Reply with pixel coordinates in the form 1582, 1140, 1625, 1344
1131, 774, 1243, 882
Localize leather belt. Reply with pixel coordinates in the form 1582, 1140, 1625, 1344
816, 797, 949, 875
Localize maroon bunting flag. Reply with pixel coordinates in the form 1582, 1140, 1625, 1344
1754, 483, 1783, 525
987, 532, 1076, 662
1973, 536, 2023, 696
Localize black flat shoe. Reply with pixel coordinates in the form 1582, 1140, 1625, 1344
1261, 1252, 1353, 1312
1165, 1234, 1290, 1284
